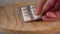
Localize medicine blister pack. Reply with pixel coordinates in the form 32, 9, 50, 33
19, 5, 42, 22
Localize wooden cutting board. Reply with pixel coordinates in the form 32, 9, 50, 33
0, 2, 60, 34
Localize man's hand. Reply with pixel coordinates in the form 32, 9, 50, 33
34, 0, 60, 21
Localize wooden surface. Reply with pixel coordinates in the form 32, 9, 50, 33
0, 2, 60, 34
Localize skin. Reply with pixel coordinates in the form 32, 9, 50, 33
34, 0, 60, 21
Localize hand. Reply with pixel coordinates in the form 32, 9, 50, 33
34, 0, 60, 21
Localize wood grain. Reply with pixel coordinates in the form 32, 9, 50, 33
0, 2, 60, 34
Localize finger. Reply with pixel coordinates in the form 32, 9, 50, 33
46, 12, 56, 18
42, 15, 55, 21
42, 9, 60, 21
42, 9, 57, 21
34, 0, 47, 15
42, 0, 57, 14
46, 8, 60, 19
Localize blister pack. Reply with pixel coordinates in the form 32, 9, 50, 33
19, 5, 42, 22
